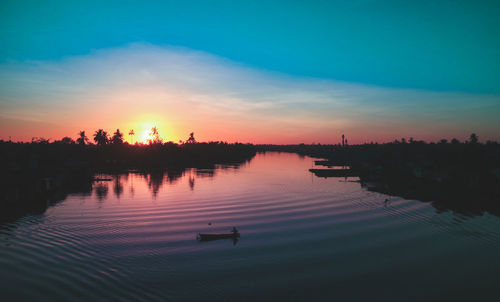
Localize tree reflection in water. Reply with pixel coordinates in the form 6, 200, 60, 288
94, 182, 109, 202
113, 175, 124, 198
88, 161, 252, 201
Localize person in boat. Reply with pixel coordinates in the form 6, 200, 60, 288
232, 227, 239, 235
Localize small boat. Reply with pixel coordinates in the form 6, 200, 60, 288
198, 227, 240, 242
309, 168, 356, 177
92, 177, 113, 182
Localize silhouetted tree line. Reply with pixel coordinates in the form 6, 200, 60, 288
0, 130, 256, 222
355, 138, 500, 215
1, 134, 255, 173
259, 134, 500, 215
3, 131, 499, 220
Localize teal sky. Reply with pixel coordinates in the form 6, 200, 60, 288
0, 0, 499, 143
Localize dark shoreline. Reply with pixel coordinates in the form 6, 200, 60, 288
0, 141, 256, 223
258, 142, 500, 216
2, 140, 500, 223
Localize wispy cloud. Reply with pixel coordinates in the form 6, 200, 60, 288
0, 43, 499, 143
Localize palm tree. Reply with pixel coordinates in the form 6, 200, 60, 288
149, 127, 162, 144
111, 129, 124, 144
128, 130, 135, 144
76, 131, 89, 145
186, 132, 196, 144
469, 133, 478, 144
94, 129, 109, 145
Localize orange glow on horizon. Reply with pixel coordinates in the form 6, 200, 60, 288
122, 117, 180, 144
2, 108, 495, 145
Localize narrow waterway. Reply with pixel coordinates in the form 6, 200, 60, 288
1, 152, 499, 301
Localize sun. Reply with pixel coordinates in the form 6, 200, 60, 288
138, 124, 162, 144
141, 129, 154, 143
126, 118, 176, 144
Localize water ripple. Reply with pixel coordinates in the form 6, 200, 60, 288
2, 153, 500, 301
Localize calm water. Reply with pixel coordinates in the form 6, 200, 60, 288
1, 152, 500, 301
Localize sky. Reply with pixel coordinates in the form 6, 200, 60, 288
0, 0, 499, 144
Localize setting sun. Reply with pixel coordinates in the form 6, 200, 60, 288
140, 129, 152, 143
123, 118, 175, 144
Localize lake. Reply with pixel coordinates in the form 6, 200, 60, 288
1, 152, 499, 301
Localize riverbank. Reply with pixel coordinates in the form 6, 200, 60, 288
0, 141, 256, 222
259, 142, 500, 215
